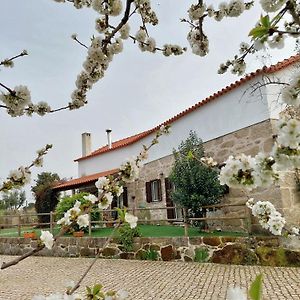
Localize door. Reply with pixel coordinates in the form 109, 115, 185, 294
165, 178, 176, 220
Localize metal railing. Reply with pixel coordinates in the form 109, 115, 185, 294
0, 202, 251, 237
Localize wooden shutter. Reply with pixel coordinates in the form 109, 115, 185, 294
123, 187, 128, 207
146, 181, 152, 203
157, 179, 162, 202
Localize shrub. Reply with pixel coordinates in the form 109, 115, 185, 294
55, 192, 101, 231
194, 247, 209, 263
117, 224, 140, 252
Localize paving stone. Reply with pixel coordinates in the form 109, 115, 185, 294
0, 255, 299, 299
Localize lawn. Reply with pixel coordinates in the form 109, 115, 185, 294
0, 224, 248, 238
90, 225, 248, 238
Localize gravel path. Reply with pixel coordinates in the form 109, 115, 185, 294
0, 255, 299, 299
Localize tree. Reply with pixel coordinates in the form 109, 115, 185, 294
31, 172, 61, 226
0, 190, 26, 210
1, 1, 300, 298
169, 131, 225, 228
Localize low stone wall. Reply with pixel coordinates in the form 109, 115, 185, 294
1, 236, 300, 267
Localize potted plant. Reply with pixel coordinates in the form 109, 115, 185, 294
73, 230, 84, 237
23, 231, 37, 239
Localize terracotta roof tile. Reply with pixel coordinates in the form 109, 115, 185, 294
53, 168, 119, 191
75, 54, 300, 162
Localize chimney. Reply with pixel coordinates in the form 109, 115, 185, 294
106, 129, 112, 149
82, 132, 92, 156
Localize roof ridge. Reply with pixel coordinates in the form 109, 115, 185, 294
75, 54, 300, 162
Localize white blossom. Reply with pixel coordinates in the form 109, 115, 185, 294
119, 24, 130, 39
247, 199, 286, 235
77, 214, 89, 228
162, 44, 185, 57
84, 194, 98, 204
40, 231, 54, 250
120, 158, 140, 182
187, 30, 209, 57
125, 213, 138, 228
268, 212, 286, 235
227, 286, 247, 300
114, 185, 124, 197
98, 192, 113, 209
92, 0, 123, 16
135, 28, 147, 42
116, 290, 128, 300
0, 85, 31, 117
219, 154, 257, 190
9, 166, 31, 186
268, 34, 285, 49
291, 227, 300, 236
281, 74, 300, 107
226, 0, 245, 17
188, 3, 206, 20
260, 0, 287, 13
95, 176, 110, 192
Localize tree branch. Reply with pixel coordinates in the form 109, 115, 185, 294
103, 0, 134, 50
0, 50, 28, 66
68, 223, 121, 295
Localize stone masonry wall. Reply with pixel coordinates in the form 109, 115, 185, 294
126, 120, 299, 230
1, 236, 299, 267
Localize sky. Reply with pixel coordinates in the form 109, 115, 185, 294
0, 0, 295, 202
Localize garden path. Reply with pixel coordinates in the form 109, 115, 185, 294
0, 255, 299, 299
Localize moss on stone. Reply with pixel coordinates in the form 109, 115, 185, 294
256, 246, 300, 267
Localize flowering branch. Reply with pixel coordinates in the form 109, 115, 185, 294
0, 50, 28, 68
1, 126, 170, 271
68, 222, 121, 295
71, 34, 88, 49
0, 144, 52, 193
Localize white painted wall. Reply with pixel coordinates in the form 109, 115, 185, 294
266, 63, 299, 119
78, 70, 290, 177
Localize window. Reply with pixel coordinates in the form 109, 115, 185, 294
146, 179, 162, 203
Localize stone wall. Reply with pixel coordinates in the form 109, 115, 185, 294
1, 236, 299, 267
124, 120, 300, 231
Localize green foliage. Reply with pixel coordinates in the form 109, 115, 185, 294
0, 190, 26, 210
194, 247, 209, 263
55, 192, 100, 231
31, 172, 61, 226
138, 249, 159, 261
85, 283, 116, 300
117, 224, 140, 252
169, 131, 226, 226
249, 274, 263, 300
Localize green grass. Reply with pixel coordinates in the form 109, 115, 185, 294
0, 224, 249, 238
0, 226, 60, 237
70, 225, 248, 238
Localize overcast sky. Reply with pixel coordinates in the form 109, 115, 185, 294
0, 0, 295, 202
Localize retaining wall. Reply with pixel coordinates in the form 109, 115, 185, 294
1, 236, 299, 267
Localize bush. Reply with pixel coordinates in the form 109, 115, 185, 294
117, 224, 140, 252
194, 247, 209, 263
55, 193, 101, 231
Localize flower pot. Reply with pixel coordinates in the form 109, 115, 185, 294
23, 232, 37, 239
73, 231, 84, 238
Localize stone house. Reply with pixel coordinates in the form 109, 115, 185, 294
54, 55, 300, 231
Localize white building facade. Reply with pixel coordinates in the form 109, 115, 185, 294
54, 56, 300, 231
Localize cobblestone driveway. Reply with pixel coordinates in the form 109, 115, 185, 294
0, 255, 299, 300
